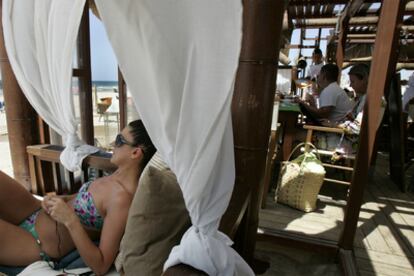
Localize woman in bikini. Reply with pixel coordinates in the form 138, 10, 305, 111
0, 119, 156, 275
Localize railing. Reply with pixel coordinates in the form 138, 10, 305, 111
27, 144, 116, 195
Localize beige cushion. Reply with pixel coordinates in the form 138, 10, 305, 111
116, 153, 191, 275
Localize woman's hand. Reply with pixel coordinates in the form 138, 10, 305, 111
43, 196, 78, 227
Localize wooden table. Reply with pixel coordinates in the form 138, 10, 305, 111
278, 101, 301, 160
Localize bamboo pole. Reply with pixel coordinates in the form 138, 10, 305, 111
231, 0, 287, 265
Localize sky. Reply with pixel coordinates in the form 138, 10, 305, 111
89, 12, 118, 81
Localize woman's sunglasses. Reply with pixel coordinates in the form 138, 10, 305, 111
114, 134, 136, 148
113, 134, 146, 155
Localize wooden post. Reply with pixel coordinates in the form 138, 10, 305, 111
232, 0, 287, 265
118, 68, 127, 129
77, 5, 94, 145
326, 41, 337, 64
336, 0, 365, 74
299, 28, 304, 57
388, 74, 406, 191
0, 0, 40, 189
316, 28, 322, 49
339, 0, 405, 250
335, 18, 348, 74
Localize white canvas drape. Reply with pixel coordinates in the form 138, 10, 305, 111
95, 1, 253, 275
2, 0, 98, 171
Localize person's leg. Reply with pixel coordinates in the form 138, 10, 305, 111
0, 219, 41, 266
0, 171, 41, 224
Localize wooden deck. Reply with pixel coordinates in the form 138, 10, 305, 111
259, 154, 414, 275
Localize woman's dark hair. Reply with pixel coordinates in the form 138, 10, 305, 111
349, 63, 370, 80
128, 119, 156, 169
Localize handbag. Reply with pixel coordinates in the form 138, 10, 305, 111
275, 142, 326, 212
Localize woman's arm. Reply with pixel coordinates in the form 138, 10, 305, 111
46, 195, 130, 275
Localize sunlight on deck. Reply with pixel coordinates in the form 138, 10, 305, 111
259, 154, 414, 275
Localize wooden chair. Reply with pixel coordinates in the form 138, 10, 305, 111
261, 101, 281, 208
27, 144, 116, 195
303, 125, 355, 186
261, 129, 279, 208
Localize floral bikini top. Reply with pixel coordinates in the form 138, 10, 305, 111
73, 181, 104, 230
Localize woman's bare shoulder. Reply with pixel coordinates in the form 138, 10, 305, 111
90, 176, 133, 212
108, 180, 134, 209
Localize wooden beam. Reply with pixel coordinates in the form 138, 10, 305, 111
256, 228, 339, 255
118, 68, 127, 130
286, 44, 317, 49
299, 28, 304, 56
338, 249, 359, 276
295, 16, 379, 28
231, 0, 287, 266
340, 0, 365, 19
342, 38, 414, 44
388, 75, 406, 191
77, 5, 94, 145
316, 28, 322, 48
0, 0, 40, 188
334, 0, 365, 69
335, 16, 349, 73
339, 0, 406, 250
289, 0, 378, 5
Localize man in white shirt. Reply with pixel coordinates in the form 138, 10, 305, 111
306, 48, 324, 81
297, 63, 353, 125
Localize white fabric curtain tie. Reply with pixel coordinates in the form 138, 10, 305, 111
164, 226, 254, 276
60, 134, 99, 172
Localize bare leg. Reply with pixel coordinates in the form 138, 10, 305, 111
0, 171, 41, 224
0, 219, 41, 266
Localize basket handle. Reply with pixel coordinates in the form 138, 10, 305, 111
286, 142, 321, 161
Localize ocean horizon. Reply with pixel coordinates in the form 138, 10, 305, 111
0, 80, 118, 96
92, 80, 118, 87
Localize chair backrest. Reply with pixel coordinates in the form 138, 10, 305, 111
27, 144, 116, 195
302, 125, 355, 186
97, 103, 109, 115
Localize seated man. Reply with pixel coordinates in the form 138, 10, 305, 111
296, 63, 353, 126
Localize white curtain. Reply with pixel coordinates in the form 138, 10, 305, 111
95, 1, 253, 275
2, 0, 98, 171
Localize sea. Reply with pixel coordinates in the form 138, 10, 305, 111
0, 80, 118, 103
92, 80, 118, 89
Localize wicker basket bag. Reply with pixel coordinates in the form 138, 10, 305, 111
275, 143, 326, 212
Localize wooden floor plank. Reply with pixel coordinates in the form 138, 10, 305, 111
258, 154, 414, 275
356, 258, 414, 276
366, 179, 414, 257
354, 248, 414, 270
362, 189, 410, 256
